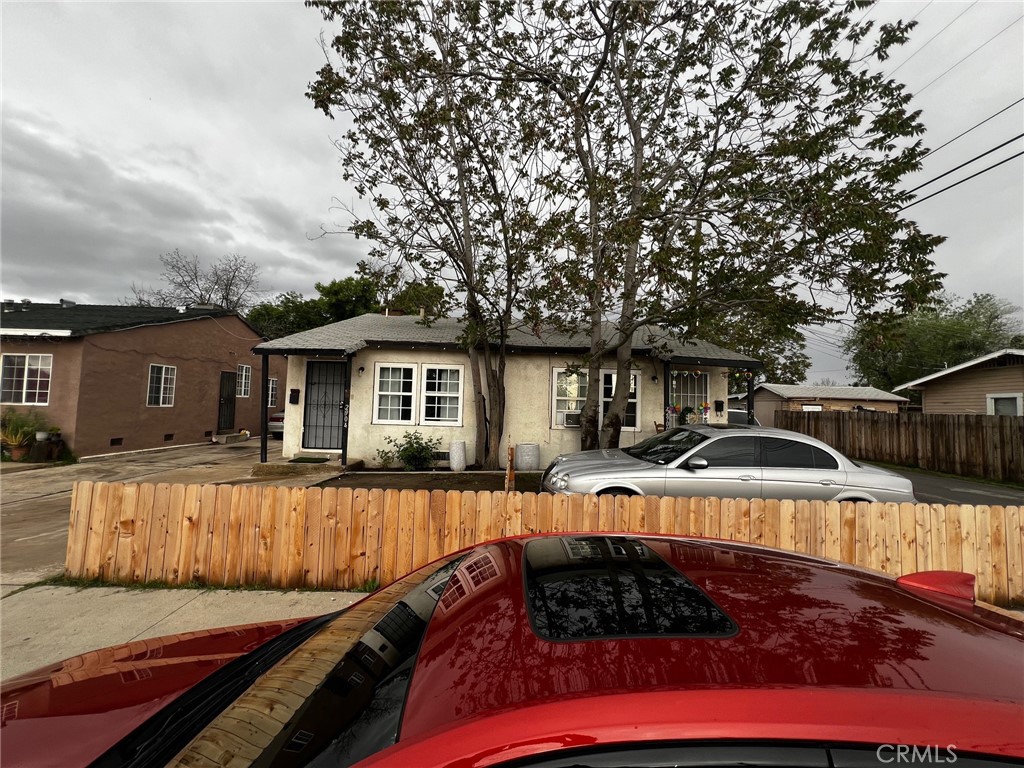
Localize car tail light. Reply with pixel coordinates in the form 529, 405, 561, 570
897, 571, 975, 606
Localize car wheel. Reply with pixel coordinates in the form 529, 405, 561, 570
597, 487, 638, 497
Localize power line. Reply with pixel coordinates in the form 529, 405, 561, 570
925, 98, 1024, 159
887, 0, 974, 78
908, 133, 1024, 193
916, 14, 1024, 95
901, 150, 1024, 209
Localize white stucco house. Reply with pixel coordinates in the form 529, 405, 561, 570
254, 313, 761, 468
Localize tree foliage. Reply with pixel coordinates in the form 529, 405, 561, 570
128, 249, 262, 313
844, 293, 1024, 392
307, 0, 944, 453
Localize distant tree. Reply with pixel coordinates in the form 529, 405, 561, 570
844, 293, 1023, 392
128, 249, 262, 313
314, 277, 381, 322
812, 377, 842, 387
246, 291, 329, 339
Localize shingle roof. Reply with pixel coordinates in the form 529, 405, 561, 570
736, 383, 908, 402
0, 302, 240, 337
893, 348, 1024, 391
256, 313, 761, 367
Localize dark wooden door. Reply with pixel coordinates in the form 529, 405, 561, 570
218, 371, 237, 433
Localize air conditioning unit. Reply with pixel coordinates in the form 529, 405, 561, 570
564, 412, 582, 427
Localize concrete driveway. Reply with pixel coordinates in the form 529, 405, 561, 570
0, 442, 313, 587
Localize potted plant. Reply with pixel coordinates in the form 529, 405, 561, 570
48, 425, 62, 442
1, 410, 37, 461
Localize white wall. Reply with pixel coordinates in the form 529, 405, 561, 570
279, 350, 729, 468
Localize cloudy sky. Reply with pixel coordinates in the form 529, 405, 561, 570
3, 1, 1022, 383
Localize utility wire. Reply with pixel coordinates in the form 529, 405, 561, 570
925, 98, 1024, 159
909, 133, 1024, 193
887, 0, 973, 78
916, 14, 1024, 95
902, 150, 1024, 209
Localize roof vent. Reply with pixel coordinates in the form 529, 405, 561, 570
60, 299, 77, 308
2, 300, 14, 313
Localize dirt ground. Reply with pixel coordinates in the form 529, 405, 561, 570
320, 471, 544, 493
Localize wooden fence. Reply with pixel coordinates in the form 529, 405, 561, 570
775, 410, 1024, 483
65, 481, 1023, 606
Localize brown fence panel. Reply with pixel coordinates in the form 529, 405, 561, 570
776, 410, 1024, 483
65, 482, 1024, 607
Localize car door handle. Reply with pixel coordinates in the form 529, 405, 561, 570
738, 475, 756, 482
819, 479, 836, 486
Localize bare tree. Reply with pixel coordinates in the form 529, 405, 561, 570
128, 249, 262, 312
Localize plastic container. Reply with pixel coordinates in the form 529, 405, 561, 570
449, 440, 467, 472
515, 443, 540, 471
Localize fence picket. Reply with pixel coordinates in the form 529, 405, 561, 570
61, 483, 1023, 605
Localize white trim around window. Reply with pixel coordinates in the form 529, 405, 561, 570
147, 364, 176, 407
268, 378, 278, 408
1, 353, 52, 405
986, 392, 1023, 416
236, 364, 252, 397
421, 365, 464, 426
551, 367, 640, 431
371, 363, 466, 426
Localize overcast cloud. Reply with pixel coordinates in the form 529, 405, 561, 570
2, 1, 1022, 384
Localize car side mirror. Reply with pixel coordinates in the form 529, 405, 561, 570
686, 456, 709, 470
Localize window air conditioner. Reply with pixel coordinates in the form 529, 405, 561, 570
564, 412, 582, 427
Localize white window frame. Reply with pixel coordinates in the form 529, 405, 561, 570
236, 364, 252, 398
373, 363, 418, 425
986, 392, 1023, 416
1, 353, 53, 405
552, 368, 589, 429
420, 365, 464, 426
268, 378, 278, 408
551, 367, 641, 431
147, 364, 176, 407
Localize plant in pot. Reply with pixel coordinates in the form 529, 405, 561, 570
1, 410, 38, 461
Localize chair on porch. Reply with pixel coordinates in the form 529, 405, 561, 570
654, 421, 665, 433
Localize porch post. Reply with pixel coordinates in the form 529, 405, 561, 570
663, 360, 670, 422
260, 352, 269, 463
745, 369, 755, 425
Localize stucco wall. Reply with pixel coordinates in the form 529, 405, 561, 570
0, 336, 85, 447
279, 349, 729, 468
920, 364, 1024, 414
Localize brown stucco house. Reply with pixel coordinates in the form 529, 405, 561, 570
1, 300, 285, 457
893, 348, 1024, 416
730, 383, 909, 427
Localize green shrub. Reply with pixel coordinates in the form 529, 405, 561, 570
382, 431, 442, 471
1, 409, 45, 447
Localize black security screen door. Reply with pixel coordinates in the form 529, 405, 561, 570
218, 371, 237, 433
303, 361, 347, 449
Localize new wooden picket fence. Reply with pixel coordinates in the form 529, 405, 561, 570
775, 410, 1024, 483
65, 481, 1024, 606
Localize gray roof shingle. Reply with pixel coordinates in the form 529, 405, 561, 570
737, 383, 908, 402
256, 313, 761, 367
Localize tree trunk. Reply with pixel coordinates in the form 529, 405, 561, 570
468, 346, 488, 468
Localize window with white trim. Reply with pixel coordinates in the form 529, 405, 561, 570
147, 364, 176, 407
553, 369, 588, 427
268, 378, 278, 408
421, 366, 463, 425
987, 392, 1023, 416
236, 365, 251, 397
1, 354, 52, 405
552, 368, 640, 430
374, 364, 416, 424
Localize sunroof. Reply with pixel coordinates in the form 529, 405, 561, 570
523, 537, 736, 641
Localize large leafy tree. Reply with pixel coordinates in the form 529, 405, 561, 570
307, 0, 943, 454
844, 293, 1024, 393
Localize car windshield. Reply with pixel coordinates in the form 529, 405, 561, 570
101, 554, 465, 768
622, 427, 708, 465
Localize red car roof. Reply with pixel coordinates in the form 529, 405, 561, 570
391, 536, 1023, 762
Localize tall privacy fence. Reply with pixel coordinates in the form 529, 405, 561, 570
775, 410, 1024, 484
65, 481, 1023, 606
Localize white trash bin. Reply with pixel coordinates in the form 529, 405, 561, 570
449, 440, 467, 472
515, 443, 540, 471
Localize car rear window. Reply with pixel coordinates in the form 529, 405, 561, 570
761, 437, 839, 470
523, 537, 736, 641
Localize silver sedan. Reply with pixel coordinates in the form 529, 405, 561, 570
541, 424, 917, 503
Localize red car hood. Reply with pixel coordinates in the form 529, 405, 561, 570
1, 618, 307, 768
